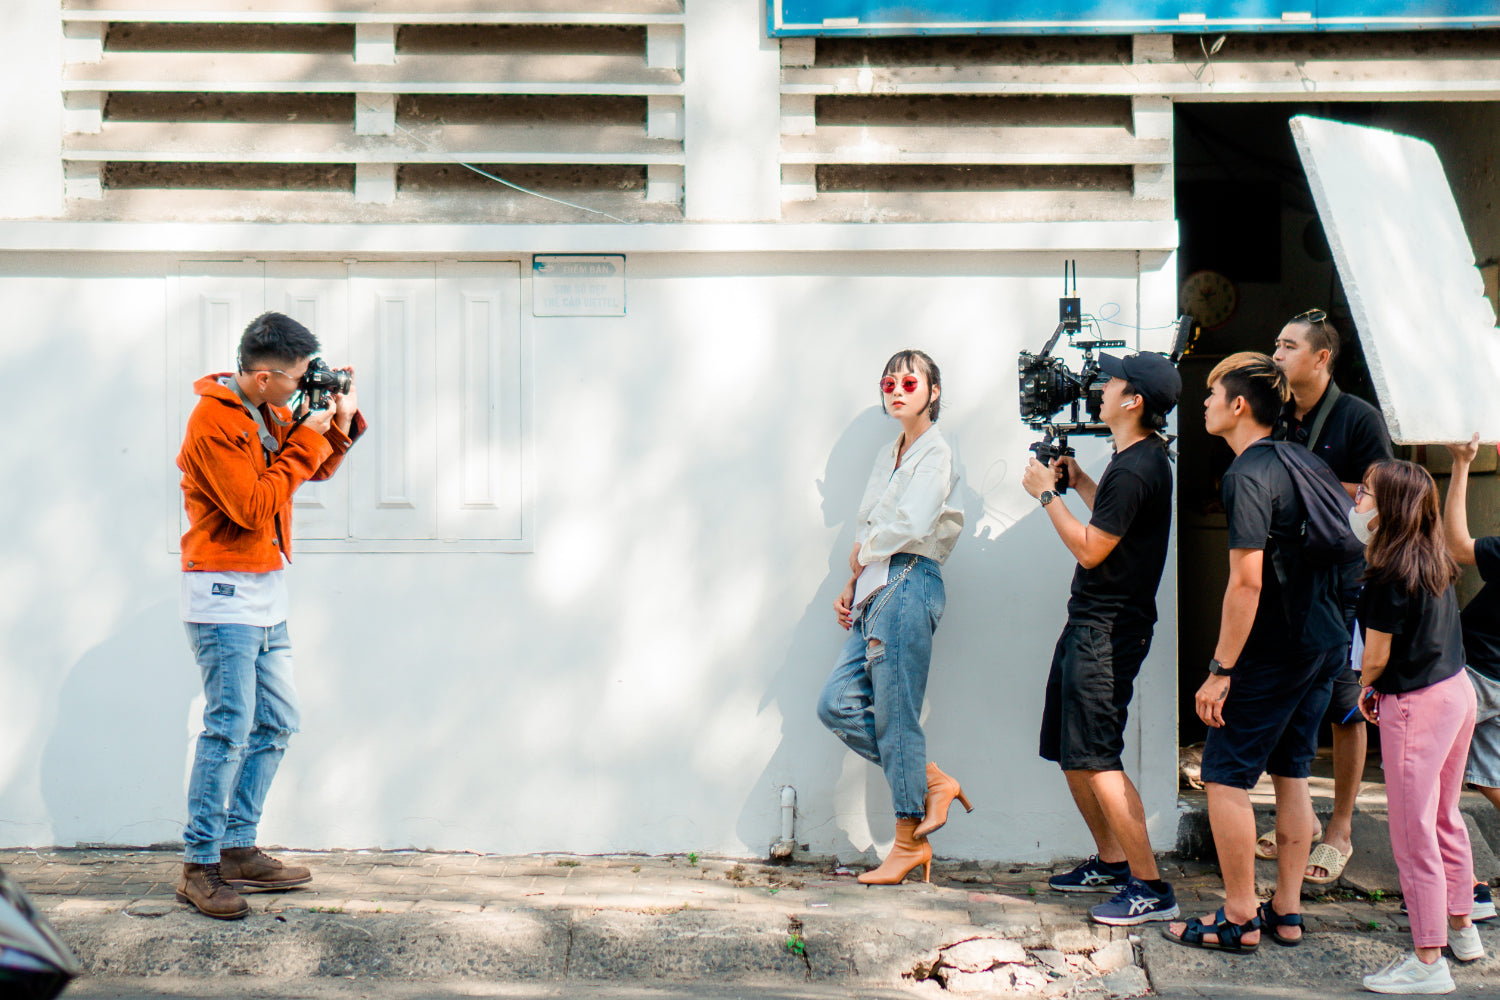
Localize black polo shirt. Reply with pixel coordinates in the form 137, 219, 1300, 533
1275, 383, 1393, 486
1222, 438, 1347, 658
1461, 535, 1500, 683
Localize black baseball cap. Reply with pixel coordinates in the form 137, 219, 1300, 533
1097, 351, 1181, 415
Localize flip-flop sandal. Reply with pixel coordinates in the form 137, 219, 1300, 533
1254, 825, 1323, 860
1258, 901, 1304, 947
1161, 908, 1262, 953
1304, 842, 1352, 885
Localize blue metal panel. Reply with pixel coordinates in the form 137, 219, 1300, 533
770, 0, 1500, 34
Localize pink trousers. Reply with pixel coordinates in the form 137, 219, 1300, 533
1379, 669, 1478, 948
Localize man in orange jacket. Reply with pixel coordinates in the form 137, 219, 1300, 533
176, 312, 366, 920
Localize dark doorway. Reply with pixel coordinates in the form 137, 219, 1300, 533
1172, 99, 1500, 745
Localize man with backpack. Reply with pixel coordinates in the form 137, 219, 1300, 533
1164, 352, 1351, 952
1271, 309, 1393, 886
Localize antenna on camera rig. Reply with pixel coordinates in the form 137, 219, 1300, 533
1018, 259, 1127, 493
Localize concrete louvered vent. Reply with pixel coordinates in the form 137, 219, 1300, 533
778, 35, 1172, 224
60, 0, 686, 222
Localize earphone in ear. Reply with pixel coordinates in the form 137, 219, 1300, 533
1120, 402, 1131, 408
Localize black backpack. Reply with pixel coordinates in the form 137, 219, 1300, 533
1267, 440, 1365, 565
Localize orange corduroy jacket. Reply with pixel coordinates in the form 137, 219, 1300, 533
178, 373, 367, 573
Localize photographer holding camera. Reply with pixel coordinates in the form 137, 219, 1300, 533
1020, 350, 1182, 926
175, 312, 364, 920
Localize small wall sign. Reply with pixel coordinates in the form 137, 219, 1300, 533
532, 255, 626, 317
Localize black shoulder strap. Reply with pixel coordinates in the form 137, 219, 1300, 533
1306, 382, 1342, 452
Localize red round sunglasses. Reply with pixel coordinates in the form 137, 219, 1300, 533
880, 375, 921, 394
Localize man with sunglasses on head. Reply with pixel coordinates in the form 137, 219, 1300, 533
174, 312, 365, 919
1020, 351, 1181, 926
1270, 308, 1392, 889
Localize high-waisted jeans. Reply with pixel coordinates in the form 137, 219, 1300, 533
1378, 668, 1478, 948
817, 553, 946, 819
182, 621, 301, 864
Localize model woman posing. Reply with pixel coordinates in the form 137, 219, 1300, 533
816, 349, 968, 884
1355, 460, 1483, 994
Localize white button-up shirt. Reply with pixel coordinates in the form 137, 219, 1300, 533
855, 425, 964, 566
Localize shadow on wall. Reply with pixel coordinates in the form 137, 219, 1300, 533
40, 601, 197, 848
734, 401, 1073, 862
734, 405, 892, 862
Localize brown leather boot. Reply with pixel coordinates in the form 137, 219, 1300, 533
914, 761, 974, 839
176, 863, 250, 920
219, 847, 313, 889
858, 818, 932, 885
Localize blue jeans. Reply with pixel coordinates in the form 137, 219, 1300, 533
183, 622, 301, 864
817, 554, 946, 818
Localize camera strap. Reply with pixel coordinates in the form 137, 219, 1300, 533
1305, 382, 1341, 452
223, 376, 282, 457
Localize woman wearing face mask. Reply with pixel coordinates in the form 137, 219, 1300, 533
1353, 460, 1483, 994
817, 349, 966, 884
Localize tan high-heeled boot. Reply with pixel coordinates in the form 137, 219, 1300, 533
914, 761, 973, 839
858, 818, 932, 885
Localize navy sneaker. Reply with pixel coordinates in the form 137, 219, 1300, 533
1090, 878, 1181, 926
1476, 883, 1496, 923
1048, 856, 1131, 893
1401, 884, 1495, 922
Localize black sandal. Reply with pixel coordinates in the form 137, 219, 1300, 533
1161, 907, 1262, 953
1258, 900, 1303, 947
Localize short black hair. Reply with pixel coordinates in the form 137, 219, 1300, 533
238, 312, 320, 372
881, 349, 943, 421
1208, 352, 1289, 428
1119, 379, 1169, 431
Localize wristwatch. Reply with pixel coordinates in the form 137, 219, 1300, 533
1039, 490, 1057, 507
1209, 658, 1233, 677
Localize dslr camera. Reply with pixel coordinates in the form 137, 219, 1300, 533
300, 357, 352, 411
1018, 261, 1195, 491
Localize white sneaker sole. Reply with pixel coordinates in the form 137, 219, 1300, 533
1091, 902, 1180, 926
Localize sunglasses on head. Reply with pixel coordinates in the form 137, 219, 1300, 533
1291, 308, 1328, 325
880, 375, 921, 394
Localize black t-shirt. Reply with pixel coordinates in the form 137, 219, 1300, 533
1275, 384, 1393, 486
1461, 535, 1500, 682
1221, 438, 1347, 657
1359, 578, 1465, 694
1066, 436, 1173, 631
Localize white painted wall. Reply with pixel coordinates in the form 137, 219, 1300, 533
0, 249, 1181, 862
0, 0, 63, 219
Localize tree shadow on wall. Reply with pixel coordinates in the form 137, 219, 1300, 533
732, 405, 907, 864
40, 601, 198, 848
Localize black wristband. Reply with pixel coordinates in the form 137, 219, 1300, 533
1209, 658, 1233, 676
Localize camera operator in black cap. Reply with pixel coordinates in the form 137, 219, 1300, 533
1020, 350, 1181, 926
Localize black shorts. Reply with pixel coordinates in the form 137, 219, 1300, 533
1326, 666, 1362, 725
1039, 622, 1153, 772
1200, 645, 1346, 790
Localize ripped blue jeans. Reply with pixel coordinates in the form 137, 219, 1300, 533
817, 554, 945, 819
182, 622, 301, 864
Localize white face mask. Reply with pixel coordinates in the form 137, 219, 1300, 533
1348, 505, 1378, 545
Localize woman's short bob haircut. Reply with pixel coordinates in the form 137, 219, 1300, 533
881, 349, 943, 422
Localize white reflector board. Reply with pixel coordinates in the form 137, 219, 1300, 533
1291, 115, 1500, 445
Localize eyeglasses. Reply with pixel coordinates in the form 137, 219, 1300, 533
880, 375, 921, 394
1291, 308, 1328, 325
1355, 484, 1371, 502
244, 368, 299, 382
